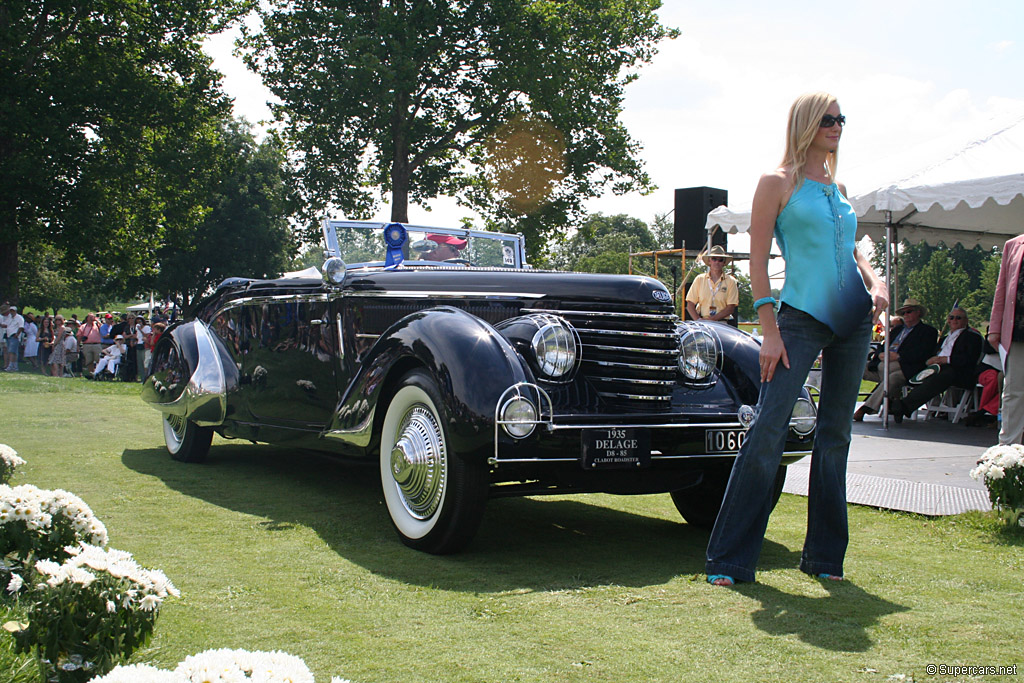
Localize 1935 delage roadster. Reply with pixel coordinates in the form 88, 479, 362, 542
143, 221, 816, 553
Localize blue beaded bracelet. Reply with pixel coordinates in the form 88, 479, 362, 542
753, 296, 777, 311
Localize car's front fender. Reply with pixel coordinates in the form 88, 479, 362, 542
141, 320, 237, 426
322, 306, 530, 454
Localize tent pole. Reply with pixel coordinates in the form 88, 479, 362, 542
881, 211, 893, 429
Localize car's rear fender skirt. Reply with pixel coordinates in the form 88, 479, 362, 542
141, 320, 236, 426
324, 306, 529, 454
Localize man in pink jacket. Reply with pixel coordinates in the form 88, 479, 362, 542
988, 234, 1024, 445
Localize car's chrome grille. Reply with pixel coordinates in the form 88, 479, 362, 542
524, 303, 679, 411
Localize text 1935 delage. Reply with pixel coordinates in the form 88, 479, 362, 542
142, 221, 816, 553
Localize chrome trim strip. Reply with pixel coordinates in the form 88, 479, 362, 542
221, 293, 331, 308
583, 343, 677, 356
590, 376, 676, 386
488, 450, 814, 465
525, 308, 678, 321
336, 312, 345, 360
352, 290, 545, 299
595, 392, 671, 401
584, 359, 675, 372
581, 328, 679, 339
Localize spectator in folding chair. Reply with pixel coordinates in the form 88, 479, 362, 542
964, 337, 1002, 427
62, 331, 80, 378
889, 307, 983, 423
91, 335, 126, 380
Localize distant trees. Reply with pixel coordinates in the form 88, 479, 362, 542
0, 0, 248, 305
241, 0, 676, 256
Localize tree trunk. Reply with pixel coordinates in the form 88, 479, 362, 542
390, 90, 411, 223
0, 240, 18, 304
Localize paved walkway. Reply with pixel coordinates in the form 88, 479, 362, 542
782, 412, 996, 515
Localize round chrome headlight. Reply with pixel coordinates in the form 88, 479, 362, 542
322, 256, 347, 285
500, 397, 537, 438
531, 321, 578, 379
790, 397, 817, 436
678, 324, 720, 382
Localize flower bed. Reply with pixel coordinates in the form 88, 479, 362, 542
0, 444, 25, 484
90, 648, 352, 682
0, 484, 109, 569
971, 444, 1024, 526
8, 544, 179, 682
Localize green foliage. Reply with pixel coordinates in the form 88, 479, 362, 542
242, 0, 677, 255
905, 250, 970, 330
0, 0, 249, 303
546, 213, 657, 272
960, 255, 1001, 329
145, 121, 298, 313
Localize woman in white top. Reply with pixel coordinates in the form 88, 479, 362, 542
23, 313, 39, 369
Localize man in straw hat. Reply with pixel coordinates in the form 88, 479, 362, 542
685, 245, 739, 325
854, 297, 937, 421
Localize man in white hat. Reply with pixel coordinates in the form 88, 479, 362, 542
854, 298, 937, 420
685, 245, 739, 324
92, 335, 126, 379
2, 304, 25, 372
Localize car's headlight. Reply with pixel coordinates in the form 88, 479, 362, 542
790, 397, 817, 436
322, 256, 347, 285
531, 318, 578, 379
678, 323, 720, 383
500, 396, 538, 438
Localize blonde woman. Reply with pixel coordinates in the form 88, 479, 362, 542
706, 93, 888, 586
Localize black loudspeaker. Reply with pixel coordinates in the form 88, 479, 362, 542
674, 187, 728, 251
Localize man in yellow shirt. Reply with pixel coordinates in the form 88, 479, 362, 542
685, 245, 739, 323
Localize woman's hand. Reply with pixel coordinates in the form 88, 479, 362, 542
759, 330, 790, 383
869, 281, 889, 324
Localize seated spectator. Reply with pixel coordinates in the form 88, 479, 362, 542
855, 299, 938, 421
62, 329, 80, 377
890, 307, 984, 423
965, 335, 1003, 427
92, 335, 126, 379
421, 234, 468, 262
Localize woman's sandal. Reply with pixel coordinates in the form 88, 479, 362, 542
707, 574, 735, 586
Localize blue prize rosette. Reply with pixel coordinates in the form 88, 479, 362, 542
383, 223, 407, 269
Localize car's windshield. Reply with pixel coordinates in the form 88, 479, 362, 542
322, 221, 525, 269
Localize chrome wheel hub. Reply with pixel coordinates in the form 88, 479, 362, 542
389, 405, 446, 519
166, 414, 186, 444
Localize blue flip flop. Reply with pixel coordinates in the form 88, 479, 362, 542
707, 574, 735, 586
817, 573, 843, 581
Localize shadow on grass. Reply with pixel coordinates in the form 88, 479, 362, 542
121, 443, 801, 593
736, 579, 908, 652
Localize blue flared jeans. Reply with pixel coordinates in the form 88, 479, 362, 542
706, 305, 872, 583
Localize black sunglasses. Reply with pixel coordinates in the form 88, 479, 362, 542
819, 114, 846, 128
710, 257, 726, 262
948, 315, 965, 320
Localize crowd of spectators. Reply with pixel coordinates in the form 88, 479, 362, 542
0, 303, 170, 382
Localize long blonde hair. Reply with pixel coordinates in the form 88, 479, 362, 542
781, 92, 840, 188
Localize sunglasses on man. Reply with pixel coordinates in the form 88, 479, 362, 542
948, 314, 965, 321
819, 114, 846, 128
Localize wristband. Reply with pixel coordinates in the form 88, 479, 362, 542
753, 296, 777, 311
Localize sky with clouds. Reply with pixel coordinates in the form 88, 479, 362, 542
204, 0, 1024, 234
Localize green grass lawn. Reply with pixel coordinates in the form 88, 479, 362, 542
1, 371, 1021, 682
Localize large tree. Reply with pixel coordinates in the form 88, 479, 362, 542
147, 120, 298, 314
0, 0, 245, 303
242, 0, 675, 251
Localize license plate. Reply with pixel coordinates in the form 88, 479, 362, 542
705, 428, 747, 454
581, 428, 651, 469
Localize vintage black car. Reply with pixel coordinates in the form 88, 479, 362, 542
142, 220, 816, 553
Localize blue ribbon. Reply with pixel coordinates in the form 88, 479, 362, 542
383, 223, 407, 269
